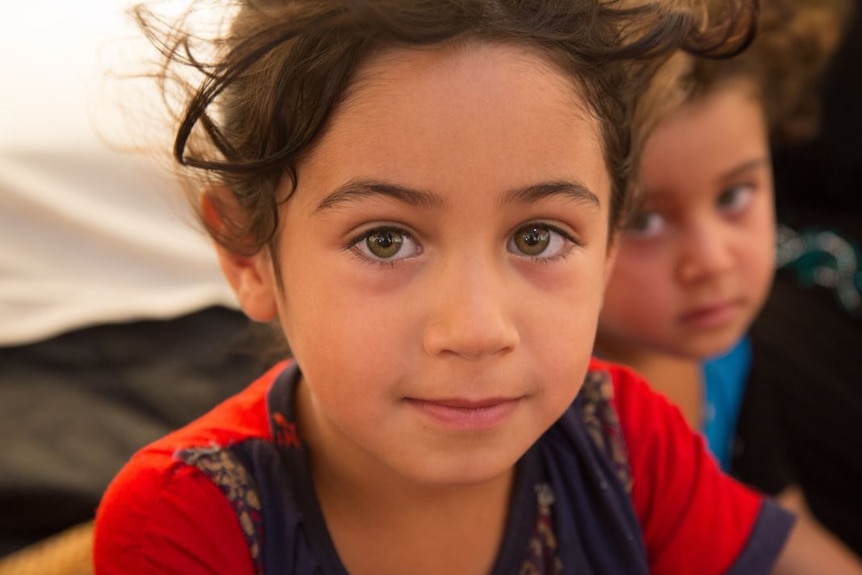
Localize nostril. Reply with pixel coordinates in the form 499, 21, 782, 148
422, 263, 519, 359
422, 313, 519, 360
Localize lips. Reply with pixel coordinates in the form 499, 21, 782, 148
405, 396, 522, 431
679, 300, 741, 329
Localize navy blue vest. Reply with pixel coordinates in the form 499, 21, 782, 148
177, 364, 650, 574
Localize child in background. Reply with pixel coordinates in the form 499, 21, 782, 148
94, 0, 798, 573
596, 0, 862, 571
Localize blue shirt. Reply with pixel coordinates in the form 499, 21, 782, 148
702, 337, 752, 469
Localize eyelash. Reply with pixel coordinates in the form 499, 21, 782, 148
625, 211, 664, 240
717, 184, 755, 214
345, 225, 419, 267
514, 222, 579, 263
346, 222, 580, 269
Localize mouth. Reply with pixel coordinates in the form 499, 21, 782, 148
679, 300, 741, 329
404, 396, 523, 431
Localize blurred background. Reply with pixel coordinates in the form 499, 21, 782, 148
0, 1, 269, 570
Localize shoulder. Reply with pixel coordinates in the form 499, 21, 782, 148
93, 362, 290, 575
93, 448, 257, 574
150, 360, 288, 451
586, 358, 794, 575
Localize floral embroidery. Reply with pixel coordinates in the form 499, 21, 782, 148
580, 369, 632, 493
520, 484, 563, 575
176, 445, 264, 575
518, 368, 634, 574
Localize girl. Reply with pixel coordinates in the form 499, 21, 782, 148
596, 0, 862, 571
95, 1, 796, 573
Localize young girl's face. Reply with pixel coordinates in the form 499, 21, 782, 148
598, 83, 775, 360
224, 41, 616, 488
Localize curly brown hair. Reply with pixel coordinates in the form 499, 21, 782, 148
133, 0, 759, 256
670, 0, 851, 145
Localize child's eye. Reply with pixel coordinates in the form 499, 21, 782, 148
507, 224, 574, 260
626, 211, 665, 240
351, 227, 421, 262
717, 184, 754, 214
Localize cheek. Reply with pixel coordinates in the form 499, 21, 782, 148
747, 235, 776, 304
599, 250, 676, 338
284, 278, 414, 365
604, 251, 665, 306
519, 267, 608, 368
519, 301, 595, 412
742, 203, 776, 300
278, 253, 424, 391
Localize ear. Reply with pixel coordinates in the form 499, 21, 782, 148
202, 190, 279, 322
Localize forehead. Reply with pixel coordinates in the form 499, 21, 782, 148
350, 39, 584, 106
640, 84, 768, 200
297, 40, 610, 208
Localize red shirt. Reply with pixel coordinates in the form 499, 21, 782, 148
94, 359, 789, 574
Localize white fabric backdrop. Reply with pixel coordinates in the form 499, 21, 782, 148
0, 0, 238, 346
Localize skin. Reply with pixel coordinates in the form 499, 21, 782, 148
216, 41, 617, 575
598, 83, 777, 365
597, 82, 862, 575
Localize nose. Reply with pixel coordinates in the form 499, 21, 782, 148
677, 219, 736, 284
422, 258, 519, 360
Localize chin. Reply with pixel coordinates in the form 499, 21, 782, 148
686, 333, 744, 360
403, 449, 520, 489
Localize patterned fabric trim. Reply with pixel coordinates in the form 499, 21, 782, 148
519, 484, 563, 575
176, 445, 265, 575
579, 368, 633, 493
776, 223, 862, 314
519, 367, 634, 574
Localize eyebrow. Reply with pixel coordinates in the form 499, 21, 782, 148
313, 178, 600, 213
314, 180, 443, 212
500, 180, 600, 209
719, 158, 770, 183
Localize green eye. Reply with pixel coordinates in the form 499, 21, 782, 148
507, 223, 576, 261
351, 226, 421, 264
513, 225, 551, 256
365, 230, 404, 258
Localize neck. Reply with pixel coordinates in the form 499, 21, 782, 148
296, 379, 513, 575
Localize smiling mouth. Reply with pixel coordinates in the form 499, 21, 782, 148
405, 397, 522, 431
